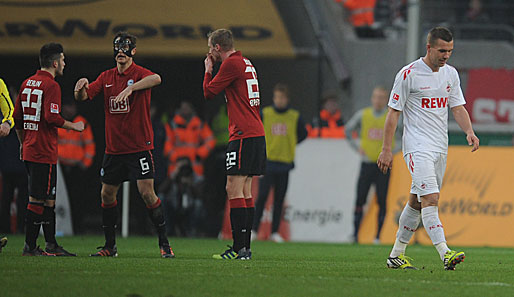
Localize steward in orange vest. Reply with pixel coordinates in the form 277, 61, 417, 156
164, 101, 215, 178
306, 95, 346, 138
58, 106, 95, 168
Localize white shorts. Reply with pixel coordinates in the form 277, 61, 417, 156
403, 151, 447, 201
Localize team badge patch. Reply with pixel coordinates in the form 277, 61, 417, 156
50, 103, 59, 113
392, 93, 399, 104
446, 82, 451, 93
127, 79, 134, 86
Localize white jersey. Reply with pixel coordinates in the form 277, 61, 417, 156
388, 58, 466, 155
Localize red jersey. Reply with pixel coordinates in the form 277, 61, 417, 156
203, 51, 264, 141
13, 70, 65, 164
87, 62, 155, 155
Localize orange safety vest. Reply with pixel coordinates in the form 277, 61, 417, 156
164, 114, 216, 177
306, 109, 346, 138
338, 0, 376, 27
58, 115, 95, 168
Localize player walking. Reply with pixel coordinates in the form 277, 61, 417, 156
74, 32, 174, 258
203, 29, 266, 259
377, 27, 479, 270
13, 43, 84, 256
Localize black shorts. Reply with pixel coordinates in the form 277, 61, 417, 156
25, 161, 57, 201
101, 150, 155, 185
226, 136, 266, 176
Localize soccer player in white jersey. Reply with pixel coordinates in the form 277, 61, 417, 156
377, 27, 479, 270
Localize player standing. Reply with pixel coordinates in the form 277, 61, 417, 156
203, 29, 266, 260
377, 27, 479, 270
13, 43, 84, 256
74, 32, 174, 258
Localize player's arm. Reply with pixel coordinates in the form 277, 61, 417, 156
114, 73, 161, 103
451, 105, 479, 152
0, 79, 15, 137
75, 73, 105, 102
203, 57, 239, 99
377, 107, 401, 174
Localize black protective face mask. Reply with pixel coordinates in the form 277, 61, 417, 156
113, 37, 135, 58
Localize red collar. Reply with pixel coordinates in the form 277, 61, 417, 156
36, 70, 55, 80
117, 62, 136, 76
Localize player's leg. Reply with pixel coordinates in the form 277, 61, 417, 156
270, 171, 288, 242
243, 176, 254, 256
253, 172, 273, 238
91, 154, 124, 256
375, 165, 390, 242
22, 161, 56, 256
387, 153, 422, 269
38, 164, 74, 256
353, 162, 374, 243
137, 177, 174, 258
221, 175, 247, 258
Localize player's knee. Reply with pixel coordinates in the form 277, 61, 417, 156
101, 188, 117, 204
139, 189, 157, 204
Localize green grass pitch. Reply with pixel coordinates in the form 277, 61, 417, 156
2, 235, 514, 297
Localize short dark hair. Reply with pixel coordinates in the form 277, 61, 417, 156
427, 27, 453, 45
39, 43, 64, 68
273, 83, 289, 98
114, 31, 137, 46
207, 29, 234, 51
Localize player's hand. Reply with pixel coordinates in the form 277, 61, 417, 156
0, 122, 10, 137
467, 133, 479, 152
74, 78, 89, 92
114, 86, 132, 103
204, 54, 214, 74
73, 121, 85, 132
377, 149, 393, 174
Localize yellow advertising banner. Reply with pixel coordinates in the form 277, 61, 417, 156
359, 146, 514, 247
0, 0, 294, 57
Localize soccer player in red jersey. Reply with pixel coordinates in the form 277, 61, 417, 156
74, 32, 174, 258
13, 43, 84, 256
203, 29, 266, 260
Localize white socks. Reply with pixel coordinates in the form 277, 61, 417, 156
390, 204, 421, 257
422, 206, 450, 260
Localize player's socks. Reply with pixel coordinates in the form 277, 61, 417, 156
390, 203, 420, 257
353, 206, 363, 242
421, 206, 449, 259
25, 202, 44, 250
229, 198, 247, 252
42, 206, 57, 245
146, 198, 169, 246
376, 210, 386, 240
244, 198, 255, 251
101, 200, 119, 249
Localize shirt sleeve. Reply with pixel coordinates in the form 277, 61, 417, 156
86, 72, 104, 100
0, 79, 15, 127
449, 68, 466, 108
345, 109, 363, 140
139, 66, 155, 80
203, 59, 240, 99
388, 69, 410, 111
44, 82, 65, 127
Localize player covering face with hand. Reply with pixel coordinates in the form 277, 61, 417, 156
377, 27, 479, 270
203, 29, 266, 260
74, 32, 174, 258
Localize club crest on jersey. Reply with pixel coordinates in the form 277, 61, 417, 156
109, 96, 130, 113
50, 103, 59, 113
446, 82, 451, 93
127, 79, 134, 86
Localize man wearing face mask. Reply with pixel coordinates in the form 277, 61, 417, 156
74, 32, 174, 258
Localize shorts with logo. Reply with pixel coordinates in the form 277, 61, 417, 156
226, 136, 266, 176
404, 151, 447, 201
101, 150, 155, 185
25, 161, 57, 201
